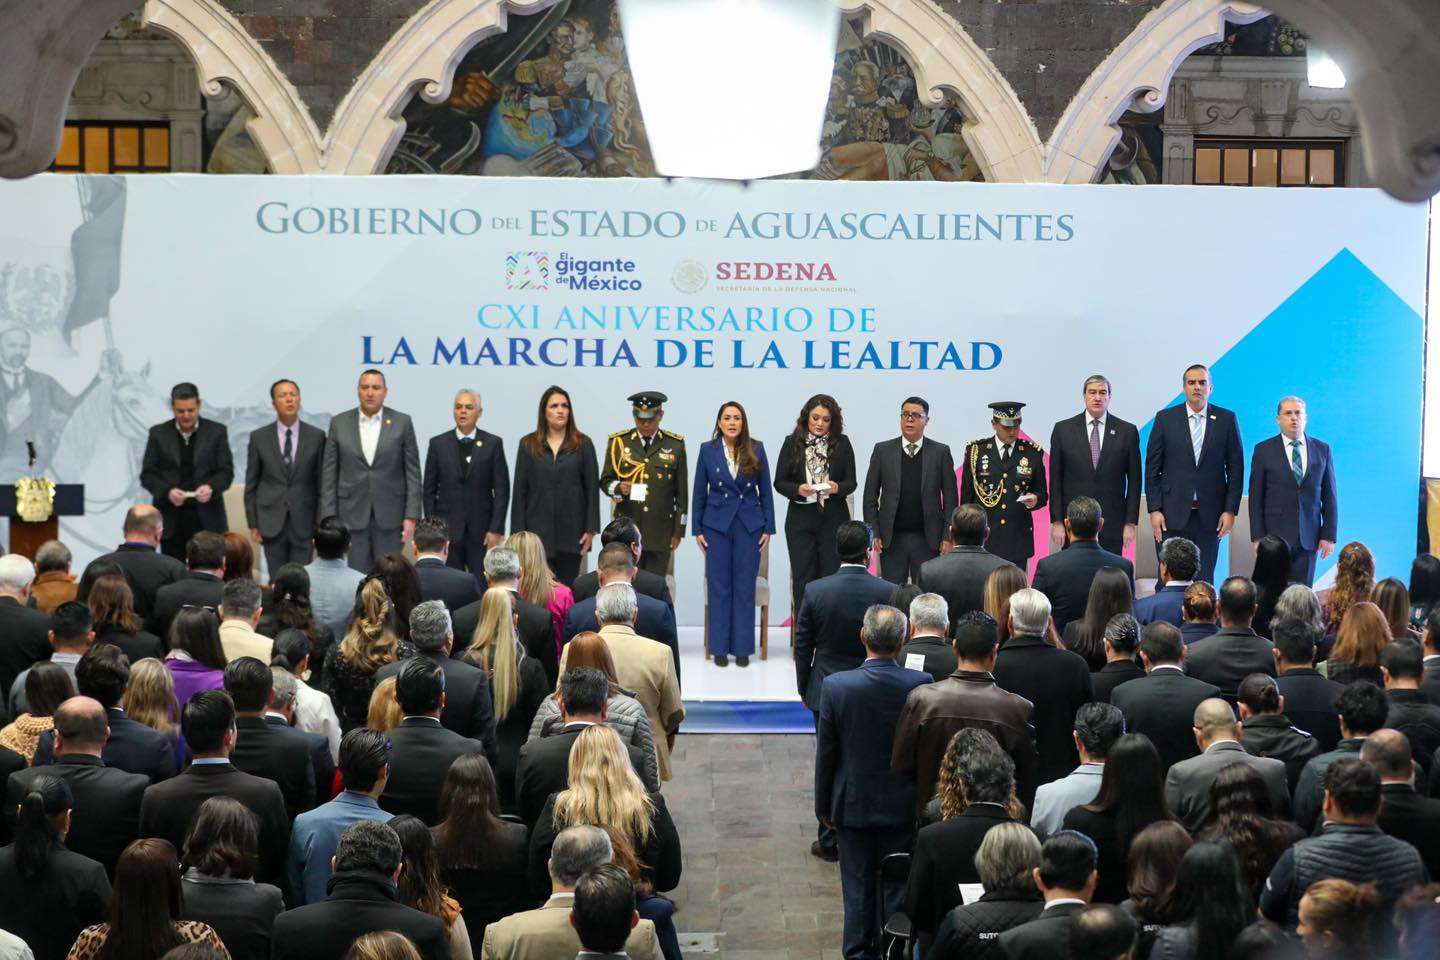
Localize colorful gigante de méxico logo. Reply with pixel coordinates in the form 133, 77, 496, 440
506, 251, 642, 291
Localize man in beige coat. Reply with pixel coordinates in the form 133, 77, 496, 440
593, 583, 684, 780
218, 578, 271, 663
481, 825, 661, 960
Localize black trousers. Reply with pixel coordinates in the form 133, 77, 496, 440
879, 529, 934, 585
261, 531, 312, 575
1166, 509, 1221, 584
447, 533, 490, 575
638, 548, 671, 579
549, 551, 582, 588
161, 503, 204, 561
785, 500, 847, 618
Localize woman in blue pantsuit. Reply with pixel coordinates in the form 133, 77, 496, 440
693, 401, 775, 667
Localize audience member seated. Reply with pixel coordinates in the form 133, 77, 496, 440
411, 519, 481, 614
1165, 698, 1290, 831
1237, 673, 1323, 791
368, 554, 423, 645
906, 730, 1024, 953
366, 677, 403, 733
223, 532, 255, 583
31, 541, 77, 614
995, 831, 1098, 960
455, 548, 556, 687
270, 630, 341, 763
288, 728, 394, 906
929, 823, 1043, 960
1326, 601, 1388, 687
1133, 538, 1199, 627
0, 774, 109, 960
1185, 577, 1276, 698
505, 532, 574, 660
381, 659, 488, 824
1031, 703, 1124, 839
0, 553, 54, 707
178, 798, 283, 960
66, 839, 229, 960
526, 725, 681, 904
898, 592, 956, 682
149, 532, 227, 640
1120, 822, 1192, 958
918, 505, 1009, 635
982, 565, 1027, 646
480, 824, 662, 960
89, 505, 186, 621
87, 575, 164, 664
1194, 763, 1304, 903
1179, 582, 1219, 646
1250, 535, 1292, 639
378, 600, 498, 759
1297, 878, 1382, 960
388, 815, 472, 960
217, 580, 270, 664
1362, 728, 1440, 878
322, 578, 414, 732
1032, 496, 1133, 638
456, 591, 547, 795
163, 607, 227, 718
570, 864, 640, 959
1379, 639, 1440, 775
433, 754, 530, 954
1373, 577, 1418, 641
1061, 568, 1133, 673
1322, 542, 1375, 638
1110, 622, 1220, 771
562, 544, 678, 675
305, 518, 366, 643
138, 690, 288, 884
256, 565, 335, 689
224, 657, 317, 820
1293, 681, 1389, 831
1147, 840, 1252, 960
1273, 616, 1346, 752
1090, 614, 1144, 704
0, 663, 74, 763
570, 518, 674, 609
1061, 732, 1175, 905
271, 820, 449, 960
1070, 904, 1137, 960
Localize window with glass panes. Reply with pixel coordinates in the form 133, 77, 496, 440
1192, 138, 1343, 187
51, 122, 171, 173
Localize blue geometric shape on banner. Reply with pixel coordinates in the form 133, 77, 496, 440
1138, 249, 1423, 582
681, 699, 816, 734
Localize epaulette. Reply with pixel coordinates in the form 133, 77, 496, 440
1021, 438, 1043, 452
609, 429, 631, 439
662, 429, 685, 441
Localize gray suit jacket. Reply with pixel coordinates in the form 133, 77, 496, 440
1164, 740, 1290, 831
320, 407, 421, 529
244, 420, 326, 538
863, 436, 959, 549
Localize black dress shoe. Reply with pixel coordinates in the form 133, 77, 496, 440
735, 656, 750, 667
713, 655, 729, 667
810, 840, 839, 862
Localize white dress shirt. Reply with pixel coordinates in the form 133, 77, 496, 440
358, 408, 383, 465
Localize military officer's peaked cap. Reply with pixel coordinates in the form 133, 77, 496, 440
988, 401, 1025, 427
629, 391, 668, 419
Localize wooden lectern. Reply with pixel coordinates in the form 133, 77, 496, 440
1, 484, 85, 560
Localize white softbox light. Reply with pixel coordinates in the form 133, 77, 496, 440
1306, 45, 1346, 89
618, 0, 841, 179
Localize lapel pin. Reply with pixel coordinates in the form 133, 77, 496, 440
385, 419, 392, 426
1109, 429, 1115, 436
1209, 415, 1216, 421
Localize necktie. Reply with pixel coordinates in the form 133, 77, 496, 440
1190, 414, 1204, 465
1290, 440, 1303, 483
905, 442, 917, 458
1089, 420, 1101, 469
282, 427, 293, 468
1001, 443, 1011, 462
460, 436, 475, 479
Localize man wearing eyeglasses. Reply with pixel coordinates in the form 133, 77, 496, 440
862, 397, 959, 584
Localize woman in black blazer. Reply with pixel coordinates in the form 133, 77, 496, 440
511, 386, 600, 586
178, 797, 284, 960
772, 395, 856, 619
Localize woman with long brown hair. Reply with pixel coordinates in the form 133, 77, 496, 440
387, 815, 471, 960
88, 574, 163, 663
510, 385, 600, 586
772, 394, 856, 621
1062, 566, 1133, 670
1325, 600, 1389, 686
322, 577, 414, 731
692, 401, 775, 667
1323, 541, 1375, 633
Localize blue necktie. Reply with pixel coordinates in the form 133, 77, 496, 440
1290, 440, 1303, 483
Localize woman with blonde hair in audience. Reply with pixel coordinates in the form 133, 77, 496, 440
323, 577, 413, 731
1324, 600, 1389, 685
1297, 879, 1380, 960
1371, 577, 1418, 640
343, 933, 420, 960
504, 530, 574, 655
88, 574, 163, 664
123, 658, 180, 751
387, 815, 471, 960
1180, 582, 1219, 646
983, 564, 1027, 646
365, 677, 403, 733
0, 662, 74, 762
1323, 541, 1374, 633
461, 587, 548, 803
528, 631, 659, 790
526, 724, 680, 904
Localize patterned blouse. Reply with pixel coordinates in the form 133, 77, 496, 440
321, 639, 417, 732
67, 921, 230, 960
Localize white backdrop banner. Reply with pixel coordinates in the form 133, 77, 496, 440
0, 175, 1426, 621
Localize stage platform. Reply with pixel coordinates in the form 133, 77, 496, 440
677, 626, 815, 734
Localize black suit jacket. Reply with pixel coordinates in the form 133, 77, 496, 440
1110, 668, 1222, 771
413, 556, 481, 612
376, 653, 498, 761
139, 418, 235, 540
148, 571, 225, 640
1184, 626, 1275, 698
94, 627, 165, 666
0, 595, 51, 700
863, 436, 959, 549
1379, 782, 1440, 878
572, 566, 673, 607
230, 716, 317, 821
381, 716, 487, 824
1249, 434, 1338, 552
243, 419, 326, 540
452, 589, 556, 687
1030, 540, 1134, 636
510, 437, 600, 555
1049, 413, 1143, 551
4, 754, 147, 875
270, 869, 449, 960
794, 566, 896, 709
1145, 403, 1244, 531
1275, 668, 1346, 752
1090, 659, 1145, 704
87, 543, 186, 619
423, 429, 509, 546
993, 635, 1095, 784
917, 545, 1009, 632
513, 722, 648, 826
33, 707, 176, 782
0, 843, 110, 960
139, 762, 289, 883
996, 902, 1088, 960
907, 804, 1015, 946
901, 635, 958, 683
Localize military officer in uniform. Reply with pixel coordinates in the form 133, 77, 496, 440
600, 391, 688, 578
961, 402, 1049, 570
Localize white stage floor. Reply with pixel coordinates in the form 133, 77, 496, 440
676, 625, 803, 702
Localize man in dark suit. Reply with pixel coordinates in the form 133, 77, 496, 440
423, 389, 509, 574
1030, 496, 1134, 636
571, 518, 674, 608
1185, 576, 1275, 698
1164, 698, 1290, 831
148, 530, 226, 639
996, 831, 1097, 960
225, 656, 316, 821
85, 505, 186, 619
1132, 537, 1200, 627
1145, 363, 1244, 584
411, 518, 481, 612
514, 667, 647, 826
815, 604, 932, 960
138, 690, 289, 883
564, 543, 679, 677
139, 382, 234, 561
1049, 375, 1143, 556
452, 545, 556, 684
0, 553, 52, 698
271, 819, 449, 960
902, 593, 958, 682
321, 369, 422, 572
1110, 622, 1222, 771
267, 665, 336, 800
993, 588, 1095, 786
960, 402, 1048, 571
1381, 639, 1440, 778
794, 521, 894, 859
380, 658, 487, 824
3, 696, 147, 874
376, 600, 497, 757
1248, 396, 1338, 586
917, 505, 1008, 633
1273, 617, 1346, 752
1421, 609, 1440, 707
1091, 614, 1145, 703
1364, 729, 1440, 878
864, 397, 959, 584
244, 378, 326, 573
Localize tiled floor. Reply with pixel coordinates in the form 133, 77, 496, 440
667, 733, 845, 960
